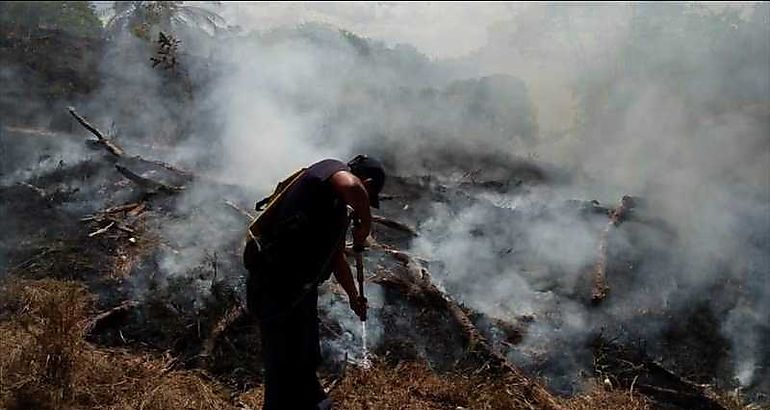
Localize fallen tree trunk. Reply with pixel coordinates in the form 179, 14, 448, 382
369, 241, 565, 410
68, 107, 193, 192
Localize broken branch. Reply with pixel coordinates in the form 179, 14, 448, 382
591, 196, 636, 305
68, 107, 125, 157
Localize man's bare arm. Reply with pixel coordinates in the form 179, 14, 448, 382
333, 248, 357, 298
332, 247, 366, 319
329, 170, 372, 248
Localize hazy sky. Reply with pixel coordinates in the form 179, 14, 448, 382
216, 2, 528, 59
212, 2, 758, 59
90, 2, 759, 60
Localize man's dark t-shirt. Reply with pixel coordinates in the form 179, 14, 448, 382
245, 159, 350, 408
256, 159, 350, 285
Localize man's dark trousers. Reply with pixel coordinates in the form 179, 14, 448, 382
246, 241, 327, 410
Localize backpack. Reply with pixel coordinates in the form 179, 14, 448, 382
242, 167, 348, 320
247, 168, 307, 243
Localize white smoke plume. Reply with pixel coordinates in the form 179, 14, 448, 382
160, 2, 770, 394
3, 1, 767, 399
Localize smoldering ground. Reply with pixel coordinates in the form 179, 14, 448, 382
201, 2, 769, 395
2, 1, 768, 403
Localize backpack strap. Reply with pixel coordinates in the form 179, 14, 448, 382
247, 168, 307, 241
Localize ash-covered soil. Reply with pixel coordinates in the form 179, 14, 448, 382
1, 125, 765, 409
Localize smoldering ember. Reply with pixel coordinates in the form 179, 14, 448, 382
0, 2, 768, 409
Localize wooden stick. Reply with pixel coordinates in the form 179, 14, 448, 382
591, 196, 636, 305
590, 227, 611, 304
104, 217, 136, 234
88, 222, 115, 237
101, 202, 143, 214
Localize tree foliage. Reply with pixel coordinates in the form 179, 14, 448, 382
105, 1, 225, 41
0, 1, 102, 38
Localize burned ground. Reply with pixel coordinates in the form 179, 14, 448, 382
0, 119, 764, 409
2, 4, 768, 408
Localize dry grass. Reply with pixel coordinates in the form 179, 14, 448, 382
0, 278, 233, 410
330, 361, 473, 409
252, 362, 651, 410
562, 381, 650, 410
3, 277, 750, 410
710, 388, 765, 410
236, 360, 653, 410
0, 278, 91, 407
336, 363, 653, 410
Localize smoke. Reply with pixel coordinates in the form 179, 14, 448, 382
395, 2, 769, 393
0, 128, 89, 186
182, 1, 770, 393
3, 1, 768, 398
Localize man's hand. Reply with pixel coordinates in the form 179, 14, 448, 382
350, 295, 367, 321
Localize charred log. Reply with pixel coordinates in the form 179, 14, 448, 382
68, 107, 193, 192
115, 163, 185, 193
370, 241, 565, 410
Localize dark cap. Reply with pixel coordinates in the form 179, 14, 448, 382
347, 154, 386, 208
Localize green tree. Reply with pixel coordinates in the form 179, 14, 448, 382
0, 1, 102, 38
105, 1, 224, 40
